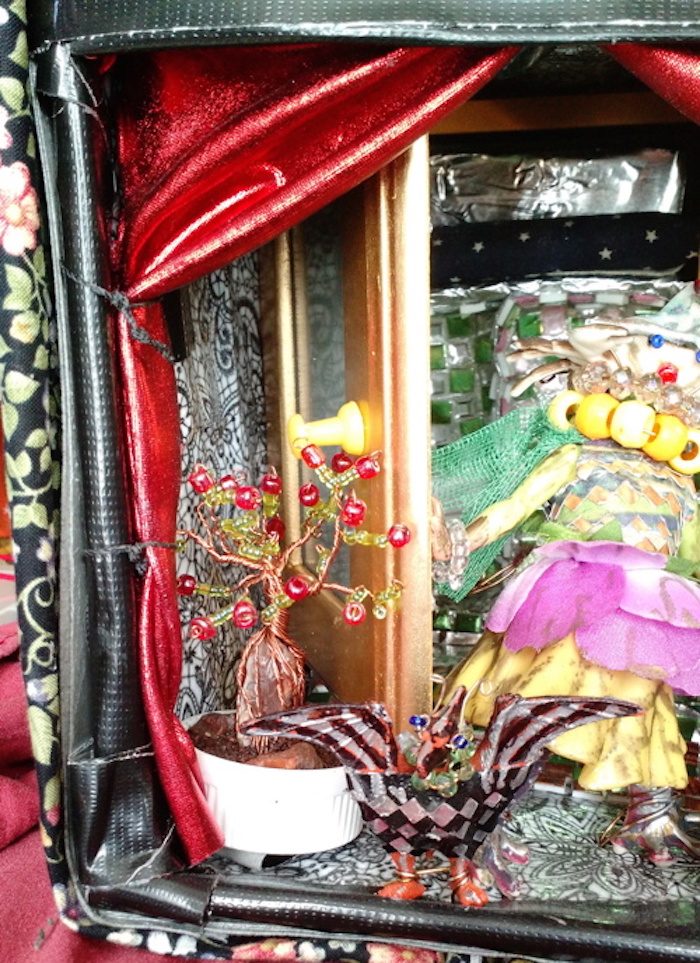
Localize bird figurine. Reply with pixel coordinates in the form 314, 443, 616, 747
243, 688, 638, 905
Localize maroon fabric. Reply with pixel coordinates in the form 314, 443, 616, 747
606, 43, 700, 123
111, 43, 517, 865
0, 622, 40, 851
0, 829, 169, 962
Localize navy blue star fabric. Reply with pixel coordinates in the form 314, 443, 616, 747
431, 212, 699, 288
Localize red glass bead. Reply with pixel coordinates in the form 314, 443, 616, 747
387, 523, 411, 548
235, 486, 262, 511
188, 465, 214, 493
657, 362, 679, 385
261, 472, 282, 495
301, 444, 326, 469
189, 616, 216, 640
355, 453, 381, 480
177, 574, 197, 596
341, 497, 366, 527
265, 517, 286, 540
299, 483, 320, 507
219, 474, 238, 492
694, 278, 700, 298
232, 599, 258, 629
343, 601, 366, 625
332, 451, 354, 473
284, 575, 310, 601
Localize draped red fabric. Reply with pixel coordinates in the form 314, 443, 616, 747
115, 44, 518, 300
111, 43, 517, 864
606, 43, 700, 124
116, 304, 222, 862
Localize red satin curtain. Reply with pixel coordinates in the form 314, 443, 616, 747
606, 44, 700, 125
111, 42, 517, 864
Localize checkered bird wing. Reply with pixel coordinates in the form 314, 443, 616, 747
242, 702, 400, 773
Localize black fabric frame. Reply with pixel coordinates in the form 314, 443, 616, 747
29, 0, 700, 54
26, 2, 700, 959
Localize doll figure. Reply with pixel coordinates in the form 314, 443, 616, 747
434, 285, 700, 864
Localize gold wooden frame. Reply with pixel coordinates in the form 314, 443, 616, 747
261, 140, 433, 724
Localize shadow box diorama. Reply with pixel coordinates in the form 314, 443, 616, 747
13, 3, 700, 961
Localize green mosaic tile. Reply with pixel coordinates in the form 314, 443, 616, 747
449, 367, 475, 394
430, 343, 446, 370
446, 313, 474, 339
474, 336, 493, 364
517, 312, 543, 339
454, 612, 484, 633
431, 399, 454, 424
433, 610, 456, 631
459, 415, 485, 436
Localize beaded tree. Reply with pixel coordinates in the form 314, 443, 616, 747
178, 443, 411, 757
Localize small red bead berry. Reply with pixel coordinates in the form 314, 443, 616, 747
658, 362, 679, 385
332, 451, 354, 473
387, 523, 411, 548
341, 497, 366, 527
261, 473, 282, 495
301, 444, 326, 469
284, 575, 310, 601
265, 517, 286, 540
299, 482, 320, 507
189, 616, 216, 640
219, 474, 238, 492
188, 465, 214, 493
177, 574, 197, 596
355, 453, 381, 480
343, 601, 366, 625
232, 599, 258, 629
235, 486, 262, 511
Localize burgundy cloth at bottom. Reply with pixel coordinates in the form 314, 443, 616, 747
0, 829, 170, 963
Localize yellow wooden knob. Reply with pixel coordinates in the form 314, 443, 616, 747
287, 400, 367, 457
642, 414, 689, 462
609, 400, 655, 449
669, 428, 700, 474
573, 393, 619, 440
547, 390, 583, 431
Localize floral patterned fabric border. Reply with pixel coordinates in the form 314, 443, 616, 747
0, 0, 64, 903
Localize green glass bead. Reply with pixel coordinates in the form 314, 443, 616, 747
212, 604, 235, 626
432, 772, 457, 798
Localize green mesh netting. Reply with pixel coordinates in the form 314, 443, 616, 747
431, 406, 583, 601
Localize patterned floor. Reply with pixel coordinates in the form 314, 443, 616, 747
212, 790, 700, 904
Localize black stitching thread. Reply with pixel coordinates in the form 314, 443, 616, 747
62, 266, 175, 363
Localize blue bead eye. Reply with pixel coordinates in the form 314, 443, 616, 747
409, 715, 428, 728
452, 733, 469, 750
696, 350, 700, 363
649, 334, 665, 349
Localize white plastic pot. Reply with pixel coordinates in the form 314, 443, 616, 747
188, 713, 363, 864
